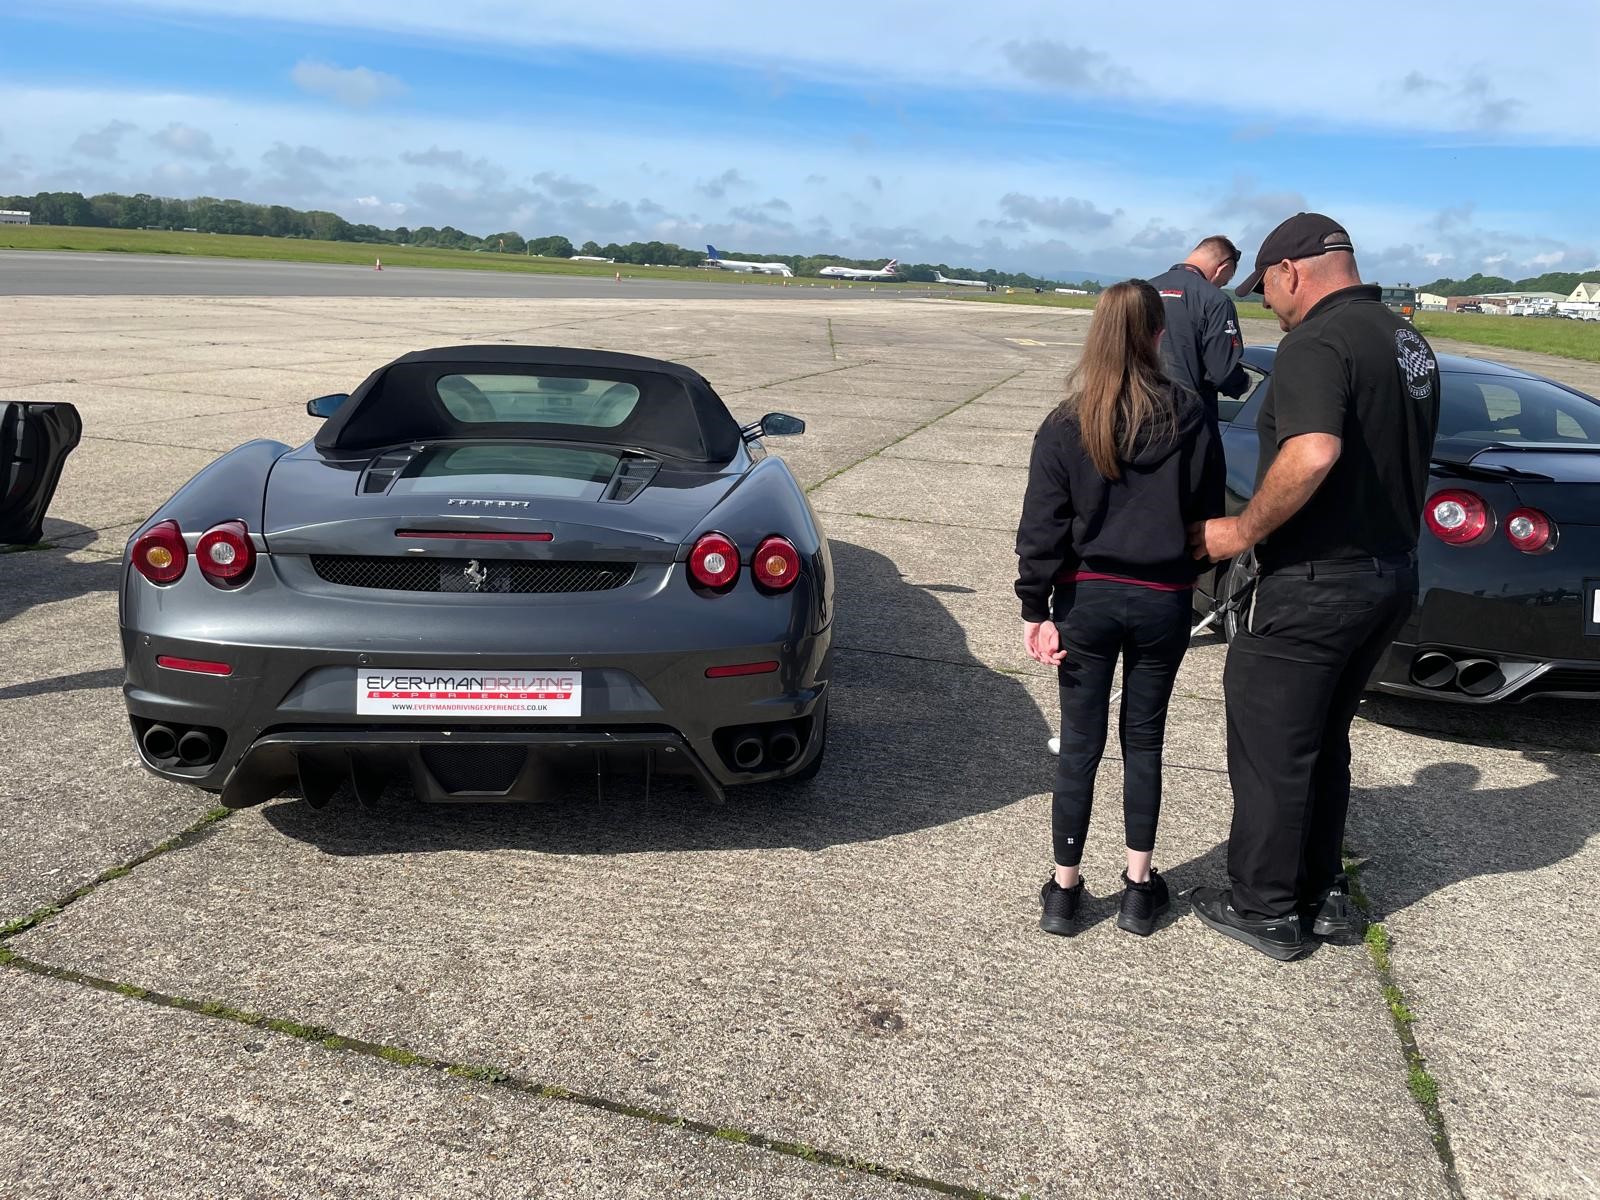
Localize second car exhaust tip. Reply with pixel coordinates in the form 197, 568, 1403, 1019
1455, 658, 1506, 697
731, 736, 766, 771
1410, 651, 1459, 690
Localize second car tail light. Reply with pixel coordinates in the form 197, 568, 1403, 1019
196, 520, 255, 584
1505, 507, 1557, 554
1424, 489, 1492, 546
752, 535, 801, 592
131, 519, 187, 584
688, 532, 739, 591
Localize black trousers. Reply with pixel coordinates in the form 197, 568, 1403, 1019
1222, 554, 1418, 919
1052, 581, 1193, 867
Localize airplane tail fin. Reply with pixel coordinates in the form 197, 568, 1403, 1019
706, 244, 721, 259
884, 259, 898, 274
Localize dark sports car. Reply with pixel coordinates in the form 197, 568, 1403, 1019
121, 346, 833, 807
1198, 345, 1600, 703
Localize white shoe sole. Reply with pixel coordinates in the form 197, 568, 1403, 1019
1047, 737, 1060, 755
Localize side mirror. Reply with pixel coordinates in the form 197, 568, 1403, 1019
757, 412, 805, 437
306, 394, 349, 419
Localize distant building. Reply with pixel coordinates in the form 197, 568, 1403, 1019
1417, 292, 1449, 310
1569, 281, 1600, 303
0, 210, 30, 225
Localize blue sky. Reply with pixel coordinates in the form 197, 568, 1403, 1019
2, 0, 1596, 283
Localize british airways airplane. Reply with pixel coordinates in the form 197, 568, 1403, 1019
819, 258, 899, 280
705, 245, 794, 277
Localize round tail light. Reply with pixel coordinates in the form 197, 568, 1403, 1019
752, 535, 801, 592
688, 533, 739, 590
1505, 507, 1556, 554
1424, 490, 1492, 546
196, 520, 255, 584
131, 519, 187, 584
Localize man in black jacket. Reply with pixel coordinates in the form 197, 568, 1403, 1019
1147, 236, 1250, 416
1188, 213, 1440, 961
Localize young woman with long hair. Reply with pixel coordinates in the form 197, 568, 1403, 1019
1014, 279, 1225, 937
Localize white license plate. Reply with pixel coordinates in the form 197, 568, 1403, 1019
1589, 582, 1600, 635
356, 668, 581, 717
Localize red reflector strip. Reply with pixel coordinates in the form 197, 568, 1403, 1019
397, 529, 553, 542
156, 655, 233, 676
705, 661, 780, 678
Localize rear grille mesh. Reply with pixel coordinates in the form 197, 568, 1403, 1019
310, 555, 633, 594
421, 745, 527, 793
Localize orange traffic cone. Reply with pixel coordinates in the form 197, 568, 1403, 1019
374, 258, 383, 271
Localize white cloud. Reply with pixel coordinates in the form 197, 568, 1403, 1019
151, 123, 222, 160
290, 58, 406, 107
71, 120, 137, 160
69, 0, 1600, 142
3, 83, 1594, 284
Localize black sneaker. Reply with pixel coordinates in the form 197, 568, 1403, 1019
1039, 876, 1083, 936
1302, 874, 1366, 940
1116, 869, 1170, 937
1189, 886, 1308, 961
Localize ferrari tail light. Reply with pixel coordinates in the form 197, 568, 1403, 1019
1425, 490, 1492, 546
752, 535, 801, 592
132, 520, 187, 584
689, 532, 739, 590
1505, 507, 1556, 554
196, 520, 255, 584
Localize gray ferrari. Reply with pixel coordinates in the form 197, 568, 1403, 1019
120, 346, 833, 808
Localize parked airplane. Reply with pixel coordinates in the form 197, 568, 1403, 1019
934, 271, 992, 289
819, 258, 899, 281
705, 245, 794, 276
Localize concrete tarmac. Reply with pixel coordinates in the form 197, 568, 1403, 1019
0, 250, 938, 300
1, 293, 1597, 1198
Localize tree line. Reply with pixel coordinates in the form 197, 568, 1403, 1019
0, 189, 1098, 291
1417, 269, 1600, 297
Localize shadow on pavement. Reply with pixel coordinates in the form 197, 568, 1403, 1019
1349, 751, 1600, 923
0, 521, 121, 627
264, 539, 1054, 853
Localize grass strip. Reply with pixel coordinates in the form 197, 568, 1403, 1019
0, 806, 232, 943
941, 290, 1600, 364
0, 950, 1000, 1200
805, 369, 1024, 494
1343, 860, 1465, 1198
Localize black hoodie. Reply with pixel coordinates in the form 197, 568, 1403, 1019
1014, 384, 1225, 621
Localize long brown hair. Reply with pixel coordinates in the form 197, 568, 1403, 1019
1058, 279, 1176, 480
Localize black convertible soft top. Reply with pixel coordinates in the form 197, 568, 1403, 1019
315, 345, 743, 462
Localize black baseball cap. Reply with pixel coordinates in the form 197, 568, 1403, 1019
1234, 212, 1355, 297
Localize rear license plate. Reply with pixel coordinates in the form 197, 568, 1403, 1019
356, 668, 581, 717
1588, 581, 1600, 637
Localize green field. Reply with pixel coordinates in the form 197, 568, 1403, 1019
945, 290, 1600, 363
0, 224, 910, 289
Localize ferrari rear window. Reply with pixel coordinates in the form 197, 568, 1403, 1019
435, 374, 641, 427
402, 444, 619, 498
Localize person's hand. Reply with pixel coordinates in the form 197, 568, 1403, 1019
1024, 620, 1067, 666
1189, 517, 1249, 562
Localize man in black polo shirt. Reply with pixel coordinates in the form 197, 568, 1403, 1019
1147, 236, 1251, 417
1188, 213, 1440, 961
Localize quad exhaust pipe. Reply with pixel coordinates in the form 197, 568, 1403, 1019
766, 725, 802, 768
177, 729, 216, 766
731, 736, 765, 771
141, 724, 178, 761
1408, 651, 1506, 697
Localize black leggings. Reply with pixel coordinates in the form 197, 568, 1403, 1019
1051, 581, 1192, 867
